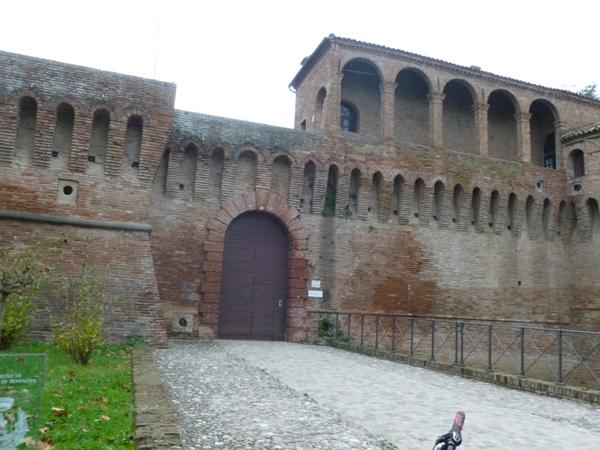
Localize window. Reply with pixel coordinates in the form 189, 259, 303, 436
543, 134, 556, 169
570, 149, 585, 178
340, 101, 357, 132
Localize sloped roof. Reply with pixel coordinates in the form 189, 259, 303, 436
561, 123, 600, 142
290, 35, 599, 105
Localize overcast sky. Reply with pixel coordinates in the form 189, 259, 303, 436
2, 1, 598, 128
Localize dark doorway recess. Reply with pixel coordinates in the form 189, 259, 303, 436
218, 212, 289, 340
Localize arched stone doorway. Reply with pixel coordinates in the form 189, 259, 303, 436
201, 189, 309, 342
219, 212, 289, 339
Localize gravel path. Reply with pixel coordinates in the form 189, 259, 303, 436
156, 340, 600, 449
154, 340, 395, 449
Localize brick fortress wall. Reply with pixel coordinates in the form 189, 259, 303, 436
3, 37, 600, 342
0, 50, 176, 344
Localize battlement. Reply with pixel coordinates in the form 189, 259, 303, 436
2, 38, 600, 343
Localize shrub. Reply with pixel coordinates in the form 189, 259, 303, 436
0, 295, 34, 349
0, 237, 50, 348
53, 265, 105, 365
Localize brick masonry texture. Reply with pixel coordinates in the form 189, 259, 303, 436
2, 35, 600, 343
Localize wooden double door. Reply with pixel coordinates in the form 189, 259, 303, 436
218, 212, 288, 340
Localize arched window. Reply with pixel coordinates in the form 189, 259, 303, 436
301, 161, 316, 213
570, 149, 585, 178
530, 100, 557, 169
489, 191, 500, 229
315, 87, 327, 130
507, 193, 518, 231
236, 150, 257, 194
525, 195, 535, 236
432, 181, 445, 222
347, 168, 361, 216
124, 115, 143, 168
52, 102, 74, 165
88, 109, 110, 172
341, 101, 358, 133
488, 91, 518, 161
392, 174, 405, 216
210, 149, 224, 200
443, 80, 476, 153
413, 178, 425, 218
452, 184, 464, 225
182, 144, 198, 193
341, 58, 380, 136
15, 96, 38, 158
323, 165, 339, 216
542, 198, 551, 237
587, 198, 600, 238
271, 155, 292, 202
471, 187, 481, 227
369, 172, 383, 218
395, 69, 429, 145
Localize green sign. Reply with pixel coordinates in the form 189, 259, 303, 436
0, 353, 47, 449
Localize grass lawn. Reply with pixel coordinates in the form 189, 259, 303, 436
4, 342, 135, 449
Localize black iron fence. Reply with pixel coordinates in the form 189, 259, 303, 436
310, 311, 600, 390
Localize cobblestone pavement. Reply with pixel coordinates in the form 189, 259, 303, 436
156, 340, 600, 449
154, 340, 395, 449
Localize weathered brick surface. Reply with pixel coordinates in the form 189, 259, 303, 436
2, 37, 600, 344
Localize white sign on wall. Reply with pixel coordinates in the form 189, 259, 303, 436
308, 289, 323, 298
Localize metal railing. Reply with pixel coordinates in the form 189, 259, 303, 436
310, 311, 600, 390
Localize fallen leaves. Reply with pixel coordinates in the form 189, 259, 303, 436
51, 406, 67, 417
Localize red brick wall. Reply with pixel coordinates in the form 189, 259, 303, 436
3, 39, 600, 345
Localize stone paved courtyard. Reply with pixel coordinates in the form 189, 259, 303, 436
155, 340, 600, 449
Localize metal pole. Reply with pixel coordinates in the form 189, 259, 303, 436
460, 322, 464, 365
361, 314, 364, 347
410, 318, 415, 356
520, 327, 525, 376
347, 314, 351, 339
391, 317, 396, 352
431, 320, 436, 361
488, 324, 493, 371
454, 321, 459, 364
375, 315, 379, 349
557, 329, 563, 383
